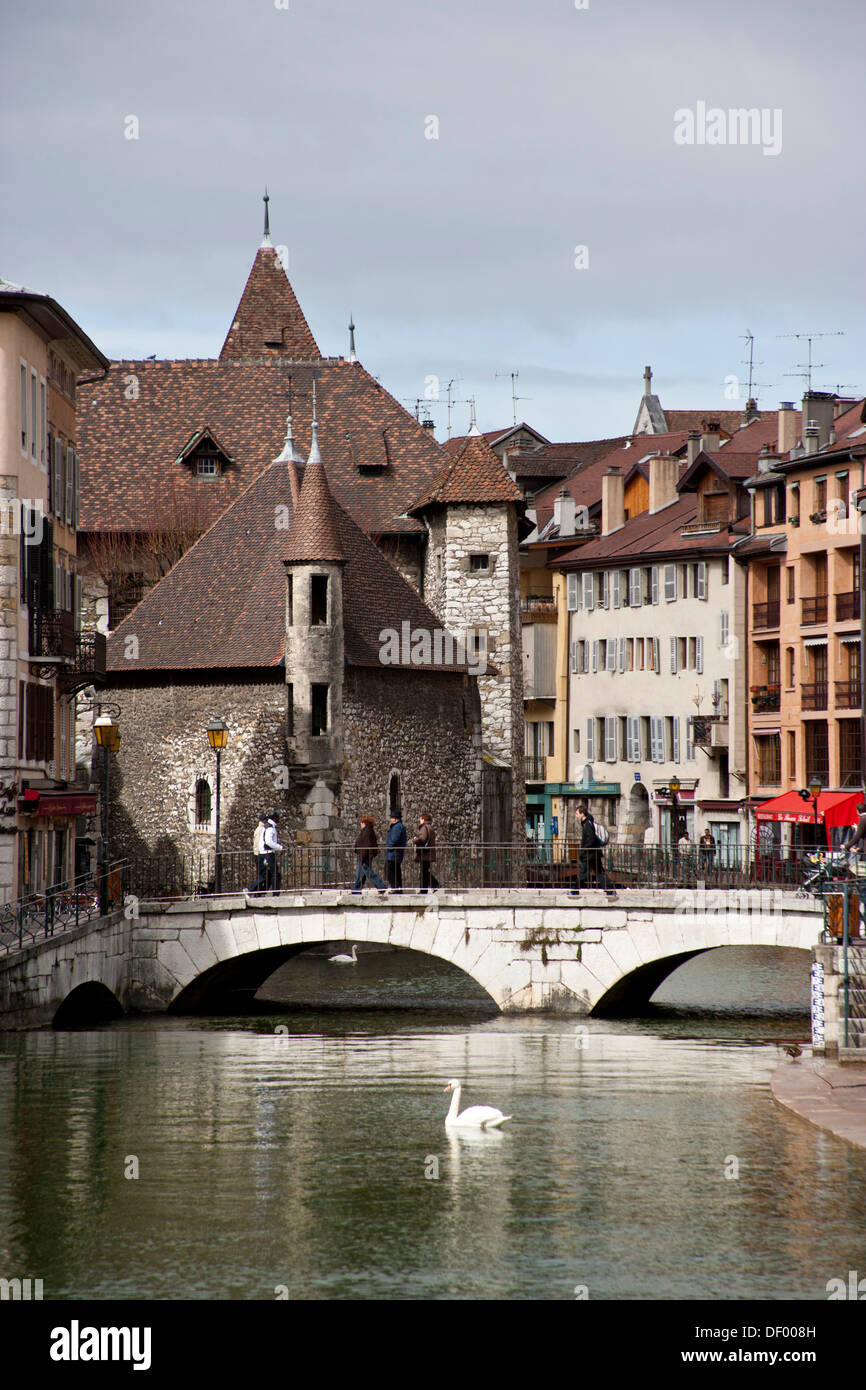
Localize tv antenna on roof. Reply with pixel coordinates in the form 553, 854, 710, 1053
739, 332, 772, 401
401, 396, 438, 429
495, 370, 532, 427
777, 331, 845, 392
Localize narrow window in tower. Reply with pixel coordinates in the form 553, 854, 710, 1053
287, 684, 294, 737
287, 574, 294, 625
311, 574, 329, 625
311, 684, 329, 736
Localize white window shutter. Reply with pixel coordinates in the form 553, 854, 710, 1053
653, 637, 660, 672
627, 716, 639, 762
650, 716, 662, 762
696, 635, 704, 673
605, 638, 616, 672
651, 566, 659, 604
570, 639, 578, 673
664, 564, 677, 601
591, 639, 599, 673
720, 610, 729, 648
670, 637, 678, 674
686, 717, 695, 760
566, 573, 578, 611
697, 561, 707, 600
612, 570, 621, 608
586, 718, 595, 761
618, 635, 625, 672
601, 571, 609, 608
53, 438, 63, 518
629, 567, 640, 607
672, 716, 680, 763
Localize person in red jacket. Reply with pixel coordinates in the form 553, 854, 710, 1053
352, 815, 387, 892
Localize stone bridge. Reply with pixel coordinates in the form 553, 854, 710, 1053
0, 888, 824, 1029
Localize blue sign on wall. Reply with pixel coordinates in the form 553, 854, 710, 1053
550, 816, 559, 836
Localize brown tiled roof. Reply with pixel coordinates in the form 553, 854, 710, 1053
533, 433, 690, 531
656, 410, 744, 434
510, 436, 630, 484
724, 413, 796, 455
408, 432, 523, 511
78, 357, 451, 537
442, 422, 549, 455
283, 454, 345, 563
219, 247, 321, 361
106, 459, 476, 674
557, 495, 734, 567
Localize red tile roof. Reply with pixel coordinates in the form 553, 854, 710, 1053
219, 247, 320, 361
656, 410, 744, 434
408, 431, 523, 511
106, 459, 477, 674
533, 432, 691, 532
557, 495, 734, 567
283, 454, 345, 563
77, 357, 452, 537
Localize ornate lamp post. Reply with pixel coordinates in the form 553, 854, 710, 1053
669, 776, 681, 883
94, 711, 120, 913
206, 719, 228, 892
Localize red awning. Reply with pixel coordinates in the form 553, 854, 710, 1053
755, 790, 861, 827
19, 793, 98, 817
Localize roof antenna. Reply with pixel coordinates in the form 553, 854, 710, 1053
261, 188, 272, 248
495, 369, 532, 426
347, 314, 357, 363
307, 378, 322, 463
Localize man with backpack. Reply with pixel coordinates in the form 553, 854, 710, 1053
569, 803, 617, 897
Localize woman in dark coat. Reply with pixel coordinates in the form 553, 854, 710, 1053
352, 815, 387, 891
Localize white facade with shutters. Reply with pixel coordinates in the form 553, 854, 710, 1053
564, 552, 748, 847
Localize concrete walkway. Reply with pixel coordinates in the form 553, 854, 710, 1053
772, 1058, 866, 1152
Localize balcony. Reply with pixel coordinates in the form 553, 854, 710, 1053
525, 756, 547, 782
520, 595, 557, 621
692, 716, 728, 751
30, 609, 75, 660
835, 680, 862, 709
801, 682, 828, 711
753, 600, 780, 630
750, 684, 780, 712
836, 590, 861, 622
801, 595, 828, 625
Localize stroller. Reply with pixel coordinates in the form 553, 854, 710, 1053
798, 848, 866, 898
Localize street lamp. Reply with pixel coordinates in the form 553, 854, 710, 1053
94, 712, 120, 913
669, 776, 682, 882
206, 719, 228, 892
798, 776, 823, 849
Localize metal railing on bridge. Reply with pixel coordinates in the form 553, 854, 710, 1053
125, 842, 820, 900
0, 863, 128, 956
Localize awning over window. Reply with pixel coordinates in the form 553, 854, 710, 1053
755, 790, 861, 827
803, 637, 828, 647
840, 634, 861, 644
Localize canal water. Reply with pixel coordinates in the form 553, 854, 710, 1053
1, 945, 864, 1301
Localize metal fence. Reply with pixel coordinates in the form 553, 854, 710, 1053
0, 862, 128, 956
125, 841, 834, 900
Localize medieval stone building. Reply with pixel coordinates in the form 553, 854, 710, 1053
75, 204, 526, 854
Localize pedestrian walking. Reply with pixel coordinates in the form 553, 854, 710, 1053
385, 810, 407, 891
569, 803, 616, 897
413, 812, 439, 891
249, 813, 268, 893
698, 829, 717, 879
352, 815, 387, 891
264, 812, 283, 892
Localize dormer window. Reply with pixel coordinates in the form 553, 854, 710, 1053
176, 427, 233, 479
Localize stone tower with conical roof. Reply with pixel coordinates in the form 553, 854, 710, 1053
283, 401, 346, 843
409, 425, 525, 843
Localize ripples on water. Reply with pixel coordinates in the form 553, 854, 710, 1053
1, 945, 864, 1301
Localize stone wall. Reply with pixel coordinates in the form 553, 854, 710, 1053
341, 665, 483, 845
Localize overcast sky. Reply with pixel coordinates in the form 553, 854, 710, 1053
2, 0, 864, 442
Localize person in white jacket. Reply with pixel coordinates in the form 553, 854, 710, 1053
263, 813, 283, 892
249, 813, 268, 893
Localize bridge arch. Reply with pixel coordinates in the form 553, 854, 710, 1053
53, 981, 125, 1029
591, 943, 812, 1016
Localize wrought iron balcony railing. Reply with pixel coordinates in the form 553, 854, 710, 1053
801, 595, 828, 625
836, 590, 860, 622
801, 682, 828, 710
835, 680, 862, 709
753, 600, 780, 629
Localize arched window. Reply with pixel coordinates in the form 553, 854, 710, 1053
195, 779, 212, 828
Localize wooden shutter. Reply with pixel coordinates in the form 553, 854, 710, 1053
591, 640, 599, 673
670, 637, 678, 674
73, 451, 80, 529
601, 571, 609, 609
605, 638, 616, 671
53, 438, 63, 517
586, 718, 595, 760
720, 610, 729, 648
652, 637, 660, 672
570, 640, 578, 673
582, 572, 595, 610
65, 446, 74, 524
651, 566, 659, 604
627, 716, 640, 761
605, 716, 616, 761
612, 570, 621, 608
696, 635, 704, 673
650, 716, 664, 762
618, 636, 626, 672
566, 573, 578, 611
696, 561, 707, 600
672, 716, 680, 762
664, 564, 677, 601
629, 568, 641, 606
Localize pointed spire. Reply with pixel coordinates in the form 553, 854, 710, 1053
283, 410, 345, 565
347, 314, 357, 363
468, 398, 481, 437
307, 379, 322, 464
274, 413, 304, 465
261, 188, 272, 247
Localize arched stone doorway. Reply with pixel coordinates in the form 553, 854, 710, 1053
623, 781, 650, 844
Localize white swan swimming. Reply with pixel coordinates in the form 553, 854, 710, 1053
443, 1079, 511, 1130
329, 944, 359, 964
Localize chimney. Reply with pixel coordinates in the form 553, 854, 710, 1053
686, 429, 701, 465
741, 397, 759, 427
802, 391, 834, 449
778, 401, 797, 454
601, 467, 624, 536
804, 422, 820, 455
700, 418, 720, 452
553, 487, 576, 535
757, 444, 780, 473
648, 453, 679, 513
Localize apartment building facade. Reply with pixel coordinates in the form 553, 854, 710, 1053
0, 278, 107, 901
